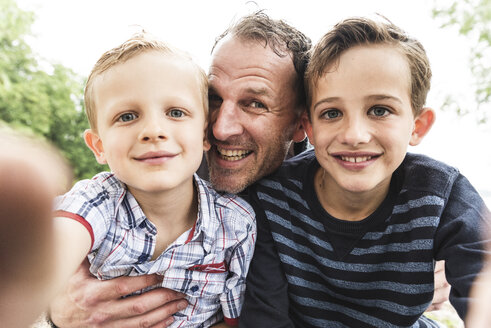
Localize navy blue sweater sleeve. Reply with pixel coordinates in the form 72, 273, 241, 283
434, 173, 491, 318
239, 190, 294, 328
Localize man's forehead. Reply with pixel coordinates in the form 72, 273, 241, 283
209, 37, 296, 88
211, 35, 292, 69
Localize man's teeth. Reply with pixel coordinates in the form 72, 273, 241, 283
340, 156, 373, 163
218, 148, 251, 161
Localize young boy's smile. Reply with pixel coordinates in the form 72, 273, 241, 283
305, 45, 433, 209
84, 51, 209, 197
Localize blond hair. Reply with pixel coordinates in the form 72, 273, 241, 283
84, 33, 208, 130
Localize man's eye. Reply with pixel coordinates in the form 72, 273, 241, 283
208, 94, 222, 109
118, 113, 137, 122
368, 106, 390, 117
251, 101, 266, 109
168, 109, 184, 118
321, 109, 342, 120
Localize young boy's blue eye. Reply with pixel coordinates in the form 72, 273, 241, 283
169, 109, 184, 118
119, 113, 137, 122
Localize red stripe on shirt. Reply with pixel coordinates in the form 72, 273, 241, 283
224, 317, 239, 326
54, 210, 95, 250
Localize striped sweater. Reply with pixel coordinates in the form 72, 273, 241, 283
240, 150, 490, 328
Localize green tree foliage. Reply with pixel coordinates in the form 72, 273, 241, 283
0, 0, 104, 180
433, 0, 491, 123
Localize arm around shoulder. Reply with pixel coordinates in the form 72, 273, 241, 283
434, 173, 491, 318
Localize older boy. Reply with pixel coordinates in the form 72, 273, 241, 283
52, 34, 255, 328
242, 16, 490, 327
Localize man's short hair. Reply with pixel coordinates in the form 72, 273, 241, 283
213, 11, 312, 112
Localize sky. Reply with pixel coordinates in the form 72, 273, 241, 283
15, 0, 491, 205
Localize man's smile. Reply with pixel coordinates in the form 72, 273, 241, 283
217, 147, 252, 161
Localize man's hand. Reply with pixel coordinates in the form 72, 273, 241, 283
49, 260, 188, 328
426, 260, 450, 312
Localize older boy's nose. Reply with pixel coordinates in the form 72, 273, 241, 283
211, 102, 244, 141
339, 117, 371, 146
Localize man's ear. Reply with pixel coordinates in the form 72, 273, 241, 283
292, 110, 308, 143
83, 129, 107, 164
410, 107, 435, 146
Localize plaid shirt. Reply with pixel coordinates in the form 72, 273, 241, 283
54, 172, 256, 327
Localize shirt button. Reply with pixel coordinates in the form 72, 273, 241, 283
190, 285, 199, 293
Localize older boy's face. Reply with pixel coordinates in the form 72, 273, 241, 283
85, 51, 209, 196
206, 36, 305, 194
305, 45, 421, 196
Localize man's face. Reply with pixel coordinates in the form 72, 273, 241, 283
207, 36, 305, 193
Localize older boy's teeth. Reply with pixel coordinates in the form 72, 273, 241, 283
217, 148, 251, 161
341, 156, 372, 163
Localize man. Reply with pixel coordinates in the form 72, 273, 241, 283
47, 12, 448, 328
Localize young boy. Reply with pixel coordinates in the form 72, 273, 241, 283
242, 17, 490, 327
52, 34, 256, 327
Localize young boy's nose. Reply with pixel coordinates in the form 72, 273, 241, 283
139, 116, 166, 141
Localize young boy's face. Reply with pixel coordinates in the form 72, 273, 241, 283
84, 51, 209, 196
305, 44, 432, 196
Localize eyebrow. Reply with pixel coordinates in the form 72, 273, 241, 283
366, 94, 403, 104
313, 97, 339, 111
313, 94, 403, 111
245, 87, 270, 97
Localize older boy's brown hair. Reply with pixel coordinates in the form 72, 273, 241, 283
84, 33, 208, 131
305, 16, 431, 116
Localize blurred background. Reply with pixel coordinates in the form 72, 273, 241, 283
2, 0, 490, 208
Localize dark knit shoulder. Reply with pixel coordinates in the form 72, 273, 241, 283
401, 153, 460, 199
267, 149, 316, 180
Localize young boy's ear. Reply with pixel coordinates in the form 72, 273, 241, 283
410, 107, 435, 146
83, 129, 107, 165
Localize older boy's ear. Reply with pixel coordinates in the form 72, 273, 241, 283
301, 111, 315, 146
83, 129, 107, 164
410, 107, 435, 146
292, 111, 308, 143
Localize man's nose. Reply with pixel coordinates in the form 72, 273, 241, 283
211, 101, 244, 141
